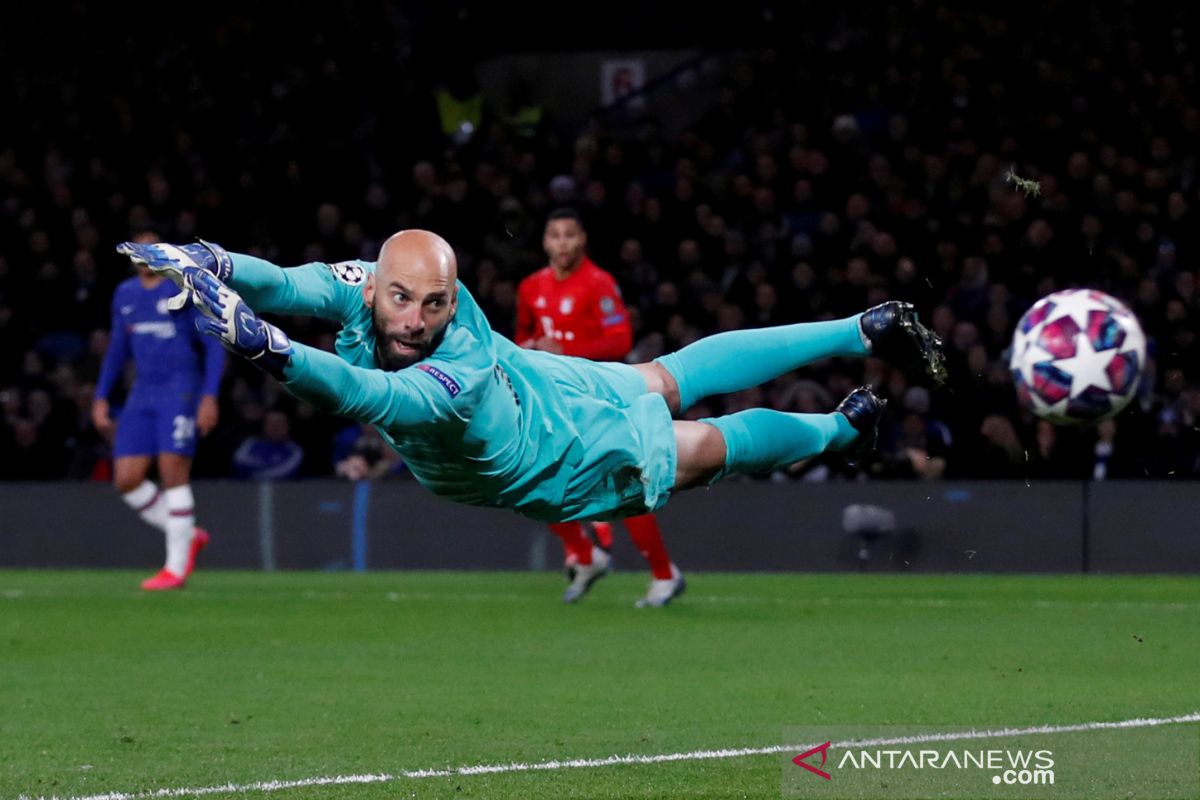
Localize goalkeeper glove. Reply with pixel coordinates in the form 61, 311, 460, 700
186, 267, 293, 380
114, 239, 234, 311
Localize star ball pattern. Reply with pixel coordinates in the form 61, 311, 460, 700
1009, 289, 1147, 425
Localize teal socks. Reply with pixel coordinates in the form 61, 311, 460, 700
703, 409, 859, 481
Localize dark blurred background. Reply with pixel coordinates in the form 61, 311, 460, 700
3, 0, 1199, 484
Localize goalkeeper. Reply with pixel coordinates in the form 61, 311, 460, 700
117, 231, 945, 523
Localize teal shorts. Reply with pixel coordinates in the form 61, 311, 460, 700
526, 354, 677, 521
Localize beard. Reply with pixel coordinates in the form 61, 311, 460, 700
372, 310, 444, 371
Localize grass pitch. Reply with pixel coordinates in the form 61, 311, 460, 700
2, 570, 1197, 799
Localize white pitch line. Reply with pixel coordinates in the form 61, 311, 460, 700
30, 711, 1200, 800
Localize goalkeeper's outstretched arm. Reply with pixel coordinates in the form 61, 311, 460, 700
226, 252, 362, 320
185, 267, 448, 430
281, 344, 450, 429
116, 240, 364, 322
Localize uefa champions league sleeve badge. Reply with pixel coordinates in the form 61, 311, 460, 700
329, 261, 367, 286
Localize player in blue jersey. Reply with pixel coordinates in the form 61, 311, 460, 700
116, 231, 945, 545
94, 233, 226, 590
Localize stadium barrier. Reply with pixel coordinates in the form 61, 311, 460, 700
2, 480, 1197, 573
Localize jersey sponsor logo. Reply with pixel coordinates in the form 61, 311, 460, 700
601, 314, 626, 326
559, 297, 574, 314
416, 364, 461, 397
329, 261, 367, 285
131, 321, 177, 338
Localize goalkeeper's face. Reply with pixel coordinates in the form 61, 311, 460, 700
368, 230, 460, 370
370, 287, 455, 370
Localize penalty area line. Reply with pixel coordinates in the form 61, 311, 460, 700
34, 710, 1200, 800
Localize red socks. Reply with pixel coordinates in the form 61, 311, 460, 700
624, 514, 674, 579
549, 522, 593, 565
591, 521, 614, 549
550, 516, 673, 579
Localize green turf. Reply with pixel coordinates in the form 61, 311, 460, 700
1, 571, 1197, 799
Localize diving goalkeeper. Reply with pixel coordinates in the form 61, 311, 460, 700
116, 231, 945, 523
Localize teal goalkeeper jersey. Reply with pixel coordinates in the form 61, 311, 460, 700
228, 254, 590, 520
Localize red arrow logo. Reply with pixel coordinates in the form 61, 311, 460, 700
792, 741, 832, 780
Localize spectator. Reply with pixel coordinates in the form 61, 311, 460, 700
976, 415, 1027, 480
3, 5, 1200, 480
231, 411, 305, 480
334, 425, 405, 481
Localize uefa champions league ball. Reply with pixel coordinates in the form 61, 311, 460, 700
1009, 289, 1147, 425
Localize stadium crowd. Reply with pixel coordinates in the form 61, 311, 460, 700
2, 2, 1199, 482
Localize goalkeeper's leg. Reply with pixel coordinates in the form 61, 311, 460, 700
642, 302, 945, 415
671, 387, 884, 489
651, 316, 867, 413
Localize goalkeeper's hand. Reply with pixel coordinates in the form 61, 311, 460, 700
114, 240, 234, 311
186, 267, 293, 380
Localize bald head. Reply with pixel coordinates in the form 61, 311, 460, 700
365, 230, 460, 370
378, 229, 458, 286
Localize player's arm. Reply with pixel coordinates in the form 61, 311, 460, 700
185, 267, 453, 430
115, 240, 363, 322
225, 253, 365, 320
560, 274, 633, 360
92, 292, 132, 435
196, 319, 226, 435
283, 345, 454, 429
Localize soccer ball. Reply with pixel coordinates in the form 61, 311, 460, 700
1009, 289, 1146, 425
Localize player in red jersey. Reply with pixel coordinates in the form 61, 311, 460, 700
517, 208, 685, 607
